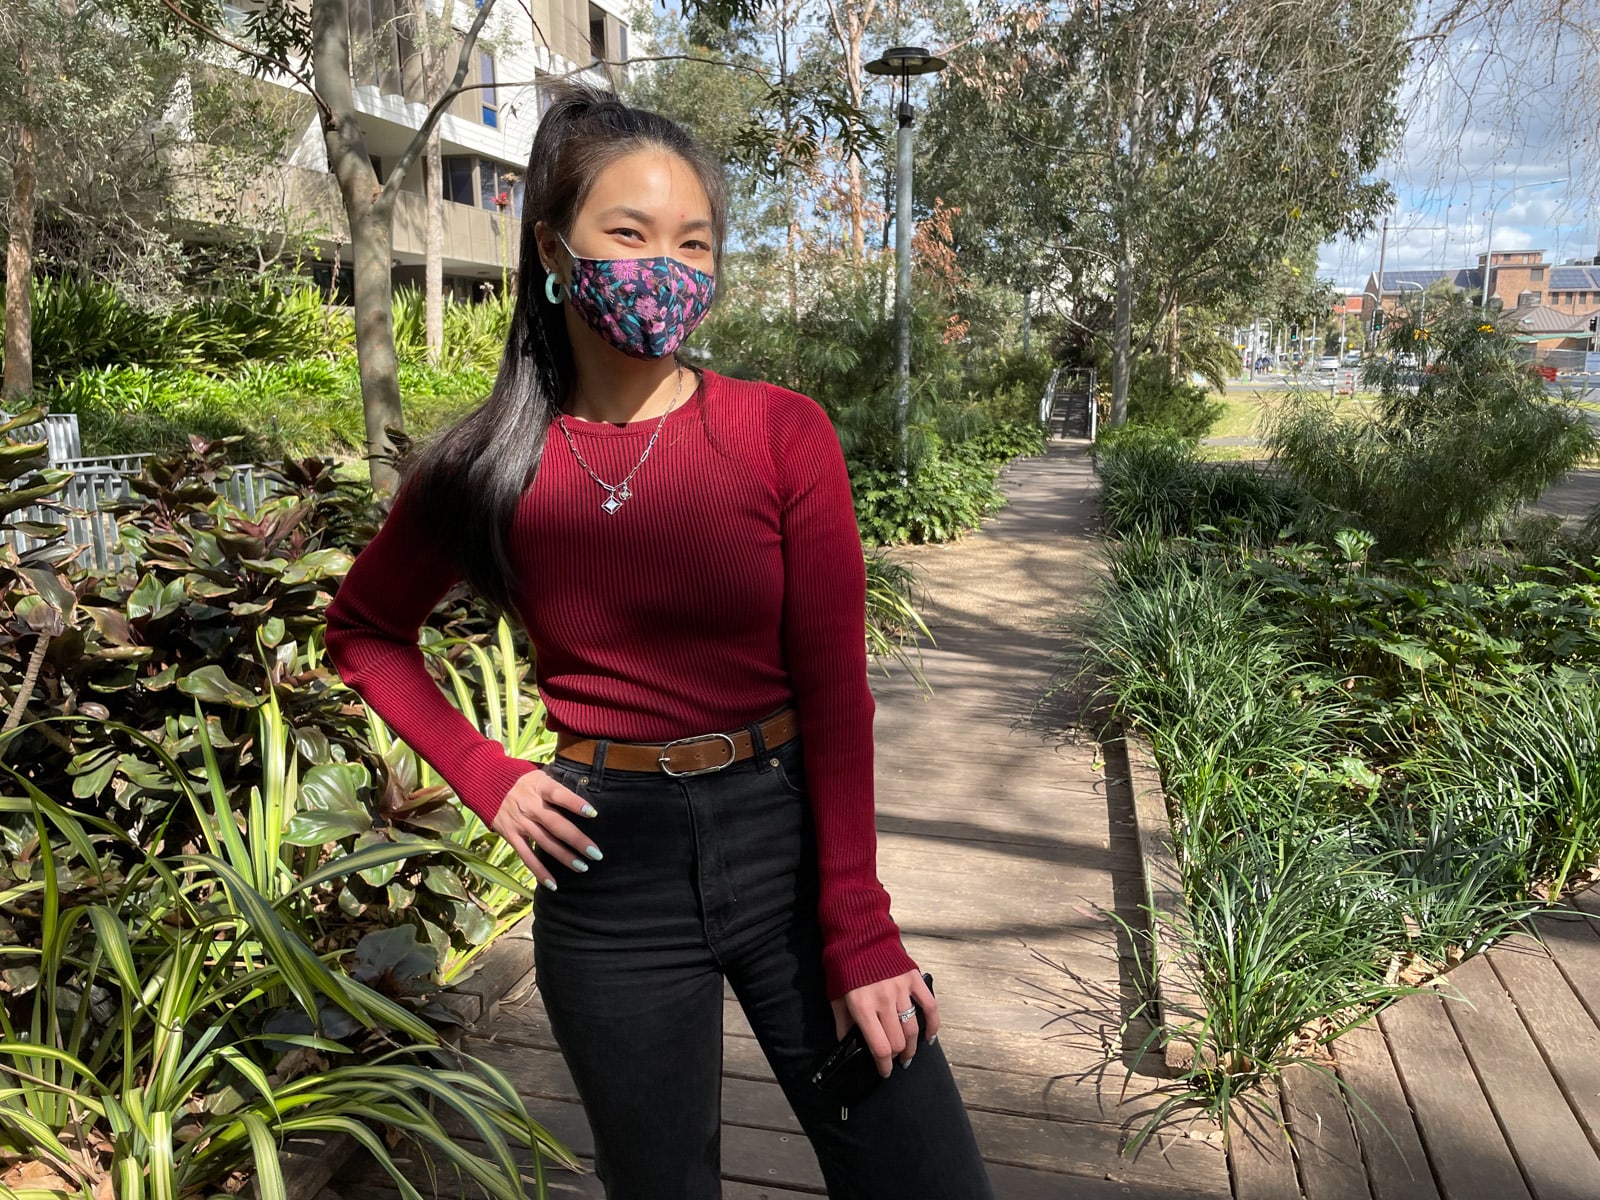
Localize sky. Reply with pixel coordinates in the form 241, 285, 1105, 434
1317, 6, 1598, 295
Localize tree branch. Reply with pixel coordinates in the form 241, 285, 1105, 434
155, 0, 330, 121
383, 0, 499, 204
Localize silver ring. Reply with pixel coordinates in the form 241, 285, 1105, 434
897, 1006, 916, 1023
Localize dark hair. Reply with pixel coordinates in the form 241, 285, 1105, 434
399, 80, 728, 618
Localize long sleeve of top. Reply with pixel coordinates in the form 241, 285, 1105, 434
322, 475, 542, 825
322, 368, 916, 999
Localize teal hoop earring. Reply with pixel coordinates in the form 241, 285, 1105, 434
545, 270, 566, 305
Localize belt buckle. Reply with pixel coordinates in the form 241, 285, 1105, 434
658, 732, 738, 777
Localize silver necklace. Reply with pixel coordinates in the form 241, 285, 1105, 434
556, 367, 685, 514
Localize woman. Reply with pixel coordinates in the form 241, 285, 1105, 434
323, 80, 994, 1200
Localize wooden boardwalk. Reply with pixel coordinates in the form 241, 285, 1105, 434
1232, 886, 1600, 1200
334, 440, 1233, 1199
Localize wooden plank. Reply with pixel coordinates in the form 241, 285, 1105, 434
1227, 1086, 1301, 1200
1534, 909, 1600, 1029
1114, 734, 1207, 1074
1280, 1064, 1370, 1200
982, 1160, 1228, 1199
1490, 934, 1600, 1155
1332, 1016, 1440, 1200
458, 1035, 1226, 1192
1379, 990, 1530, 1200
1444, 952, 1600, 1197
968, 1108, 1225, 1190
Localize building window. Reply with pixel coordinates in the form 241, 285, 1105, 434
441, 155, 524, 218
480, 159, 508, 212
480, 52, 497, 127
444, 156, 475, 206
1531, 267, 1545, 281
590, 3, 606, 61
535, 71, 555, 115
620, 22, 628, 62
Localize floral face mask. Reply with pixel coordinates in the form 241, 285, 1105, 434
557, 232, 716, 360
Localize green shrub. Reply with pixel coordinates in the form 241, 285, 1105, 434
851, 438, 1005, 545
1125, 357, 1226, 439
1093, 425, 1301, 541
967, 418, 1048, 464
8, 275, 333, 384
393, 285, 512, 373
1268, 305, 1595, 558
0, 754, 571, 1198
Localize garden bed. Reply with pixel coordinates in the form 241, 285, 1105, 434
1080, 312, 1600, 1136
275, 915, 537, 1200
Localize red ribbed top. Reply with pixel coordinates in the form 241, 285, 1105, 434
322, 368, 915, 998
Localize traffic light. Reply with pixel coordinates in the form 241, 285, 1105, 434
1589, 315, 1597, 333
1373, 311, 1386, 333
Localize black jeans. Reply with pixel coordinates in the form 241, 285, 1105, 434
532, 728, 995, 1200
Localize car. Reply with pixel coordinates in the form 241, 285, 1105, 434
1342, 351, 1362, 367
1317, 355, 1340, 373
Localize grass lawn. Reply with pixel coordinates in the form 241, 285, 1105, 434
1202, 382, 1381, 459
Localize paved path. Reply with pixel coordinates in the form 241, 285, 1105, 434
337, 439, 1231, 1199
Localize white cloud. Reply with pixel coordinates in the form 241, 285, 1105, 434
1317, 3, 1598, 293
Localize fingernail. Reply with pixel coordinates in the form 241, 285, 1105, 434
899, 1058, 911, 1070
582, 803, 598, 818
584, 845, 604, 861
929, 1033, 938, 1044
569, 858, 589, 872
541, 878, 558, 892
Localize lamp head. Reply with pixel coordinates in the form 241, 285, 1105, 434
865, 46, 948, 76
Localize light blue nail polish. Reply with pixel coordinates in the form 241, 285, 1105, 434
540, 877, 558, 892
570, 858, 589, 872
582, 803, 599, 818
585, 845, 604, 861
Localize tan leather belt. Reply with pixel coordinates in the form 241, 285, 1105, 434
553, 708, 799, 777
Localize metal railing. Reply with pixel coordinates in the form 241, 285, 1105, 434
3, 407, 316, 573
1044, 367, 1098, 440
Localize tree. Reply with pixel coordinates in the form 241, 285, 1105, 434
3, 0, 174, 397
922, 0, 1409, 425
144, 0, 509, 493
401, 0, 454, 365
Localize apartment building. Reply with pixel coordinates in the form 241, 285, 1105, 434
1361, 249, 1600, 321
189, 0, 631, 300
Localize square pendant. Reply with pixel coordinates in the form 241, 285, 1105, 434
602, 494, 623, 514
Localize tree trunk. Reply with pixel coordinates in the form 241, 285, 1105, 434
406, 0, 444, 365
313, 0, 404, 494
424, 123, 444, 364
350, 200, 403, 490
1110, 242, 1133, 428
1108, 15, 1148, 429
4, 38, 38, 403
1168, 295, 1180, 380
3, 119, 36, 402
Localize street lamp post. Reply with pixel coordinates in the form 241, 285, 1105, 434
865, 46, 947, 474
1396, 280, 1426, 329
1480, 177, 1567, 309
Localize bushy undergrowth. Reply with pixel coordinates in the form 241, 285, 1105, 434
44, 357, 491, 461
1095, 426, 1302, 542
1267, 305, 1594, 557
1124, 357, 1227, 439
6, 275, 337, 380
852, 437, 1007, 545
1082, 405, 1600, 1134
701, 259, 1050, 543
